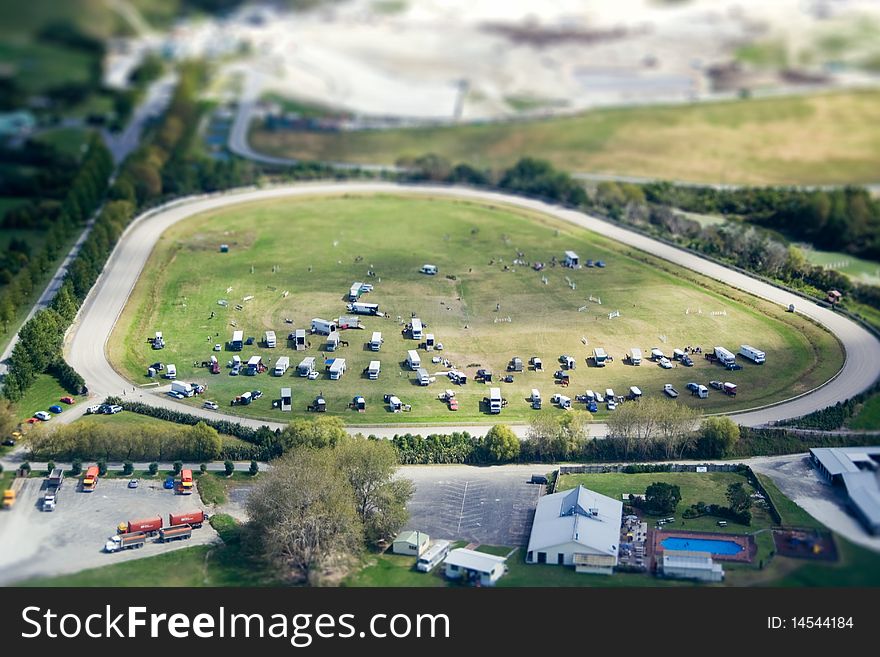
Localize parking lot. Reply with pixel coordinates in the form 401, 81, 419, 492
401, 464, 547, 547
0, 477, 219, 585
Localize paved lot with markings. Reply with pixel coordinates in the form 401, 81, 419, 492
0, 478, 218, 585
401, 464, 547, 547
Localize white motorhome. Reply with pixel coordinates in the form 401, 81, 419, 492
367, 360, 381, 380
348, 281, 364, 302
425, 333, 435, 351
593, 347, 608, 367
274, 356, 290, 376
563, 251, 580, 268
388, 396, 403, 412
311, 318, 337, 335
530, 389, 542, 410
347, 302, 380, 316
406, 349, 421, 370
629, 348, 642, 365
264, 331, 276, 348
231, 330, 243, 351
280, 387, 292, 412
416, 367, 431, 386
489, 387, 503, 414
410, 318, 423, 340
171, 381, 193, 397
165, 364, 177, 379
328, 358, 346, 380
739, 345, 766, 364
714, 346, 736, 365
297, 356, 316, 377
325, 332, 340, 352
370, 331, 383, 351
629, 386, 642, 400
420, 264, 438, 275
417, 539, 451, 572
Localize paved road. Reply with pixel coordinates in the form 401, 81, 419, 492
63, 183, 880, 435
104, 73, 177, 165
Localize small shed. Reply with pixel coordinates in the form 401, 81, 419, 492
443, 548, 507, 586
393, 530, 430, 556
280, 388, 292, 412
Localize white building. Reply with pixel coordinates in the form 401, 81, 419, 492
526, 485, 622, 575
443, 548, 507, 586
661, 551, 725, 582
392, 530, 429, 556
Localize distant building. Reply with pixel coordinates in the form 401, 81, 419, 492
810, 447, 880, 535
0, 111, 36, 139
661, 551, 725, 582
443, 548, 507, 586
526, 485, 623, 575
827, 290, 843, 305
392, 530, 429, 556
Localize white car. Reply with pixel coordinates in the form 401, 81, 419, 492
659, 358, 673, 369
168, 391, 185, 399
86, 405, 102, 414
607, 400, 617, 411
203, 400, 219, 410
214, 343, 222, 351
34, 411, 51, 421
307, 370, 319, 380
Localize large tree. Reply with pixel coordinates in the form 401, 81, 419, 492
482, 424, 520, 463
643, 482, 682, 515
246, 449, 362, 583
281, 415, 348, 450
726, 482, 752, 514
335, 437, 414, 543
697, 417, 740, 458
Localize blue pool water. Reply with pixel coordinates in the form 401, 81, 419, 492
661, 537, 743, 556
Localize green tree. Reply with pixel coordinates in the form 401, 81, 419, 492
224, 460, 235, 476
726, 482, 752, 514
97, 460, 107, 476
281, 415, 348, 450
71, 460, 82, 475
643, 482, 682, 515
46, 461, 55, 475
249, 460, 259, 476
335, 437, 414, 543
188, 421, 222, 460
200, 463, 208, 474
148, 462, 159, 475
245, 449, 362, 583
0, 399, 18, 441
483, 424, 520, 462
172, 460, 183, 475
123, 461, 134, 476
697, 417, 740, 458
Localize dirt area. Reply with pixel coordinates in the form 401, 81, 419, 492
773, 529, 838, 562
0, 478, 219, 585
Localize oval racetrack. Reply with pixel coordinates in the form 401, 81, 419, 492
64, 183, 880, 437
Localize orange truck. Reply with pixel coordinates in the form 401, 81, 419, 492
179, 469, 193, 495
117, 516, 163, 536
169, 510, 207, 528
82, 465, 100, 492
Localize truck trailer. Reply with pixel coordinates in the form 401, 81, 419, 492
159, 525, 193, 543
82, 465, 100, 492
739, 345, 765, 364
281, 387, 292, 411
169, 510, 207, 528
274, 356, 290, 376
118, 516, 163, 536
370, 331, 383, 351
714, 346, 736, 366
231, 330, 243, 351
347, 302, 380, 316
489, 387, 503, 414
264, 331, 276, 348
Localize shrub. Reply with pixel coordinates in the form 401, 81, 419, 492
46, 461, 55, 475
249, 460, 259, 476
148, 462, 159, 475
70, 460, 82, 475
224, 460, 234, 476
173, 460, 183, 475
97, 459, 107, 476
123, 461, 134, 475
200, 463, 208, 474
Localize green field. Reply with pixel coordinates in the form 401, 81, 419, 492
848, 393, 880, 430
557, 471, 776, 533
11, 373, 70, 423
108, 194, 842, 425
0, 39, 95, 95
250, 91, 880, 185
803, 248, 880, 287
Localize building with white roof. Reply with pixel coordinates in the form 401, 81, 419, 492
443, 548, 507, 586
810, 447, 880, 535
661, 551, 725, 582
526, 485, 623, 575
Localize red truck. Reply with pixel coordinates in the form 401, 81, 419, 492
82, 465, 100, 492
117, 515, 163, 536
169, 510, 207, 528
179, 469, 194, 495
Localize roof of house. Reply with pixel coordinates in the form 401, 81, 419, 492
527, 485, 622, 558
394, 530, 429, 546
444, 548, 506, 573
811, 447, 880, 528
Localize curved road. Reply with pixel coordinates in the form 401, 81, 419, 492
64, 183, 880, 436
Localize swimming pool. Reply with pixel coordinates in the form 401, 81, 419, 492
660, 537, 744, 556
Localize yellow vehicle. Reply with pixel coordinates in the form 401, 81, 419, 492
2, 488, 15, 509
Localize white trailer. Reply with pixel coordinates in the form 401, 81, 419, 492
714, 346, 736, 365
328, 358, 346, 380
406, 349, 421, 370
280, 387, 292, 412
593, 347, 608, 367
629, 386, 642, 399
563, 251, 580, 267
420, 264, 438, 275
325, 332, 340, 352
370, 331, 383, 351
489, 387, 503, 414
246, 355, 263, 375
425, 333, 435, 351
273, 356, 290, 376
629, 348, 642, 365
530, 389, 542, 410
410, 318, 423, 340
264, 331, 276, 348
695, 385, 709, 399
367, 360, 381, 380
311, 318, 337, 335
297, 356, 316, 377
348, 282, 364, 301
347, 302, 380, 316
294, 329, 306, 350
739, 345, 765, 364
165, 364, 177, 379
231, 330, 243, 351
171, 381, 193, 397
416, 367, 431, 386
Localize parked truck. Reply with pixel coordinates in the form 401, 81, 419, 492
159, 524, 193, 543
179, 469, 194, 495
713, 346, 736, 366
42, 468, 64, 512
118, 515, 163, 536
105, 532, 146, 553
739, 344, 765, 364
2, 476, 25, 510
82, 465, 100, 492
663, 384, 679, 398
273, 356, 290, 376
171, 381, 194, 397
170, 510, 207, 528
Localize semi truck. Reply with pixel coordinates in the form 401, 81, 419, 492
105, 532, 146, 553
169, 510, 207, 528
42, 467, 64, 511
117, 515, 163, 536
82, 465, 100, 492
179, 469, 194, 495
159, 525, 193, 543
